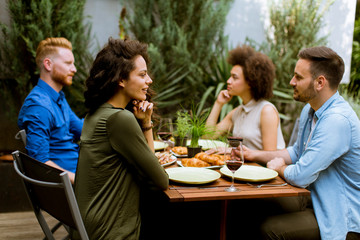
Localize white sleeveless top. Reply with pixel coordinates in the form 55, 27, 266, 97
231, 99, 285, 150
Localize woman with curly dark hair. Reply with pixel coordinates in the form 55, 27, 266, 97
206, 45, 285, 150
73, 38, 168, 239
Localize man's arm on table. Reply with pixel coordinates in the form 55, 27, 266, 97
241, 146, 292, 179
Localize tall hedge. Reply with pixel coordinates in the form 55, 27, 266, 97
0, 0, 93, 119
120, 0, 233, 116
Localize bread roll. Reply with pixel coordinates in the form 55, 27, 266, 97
172, 146, 188, 155
195, 152, 222, 165
181, 158, 211, 167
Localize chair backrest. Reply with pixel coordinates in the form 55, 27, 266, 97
15, 129, 27, 146
12, 150, 88, 240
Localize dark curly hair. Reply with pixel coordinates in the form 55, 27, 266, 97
84, 37, 151, 113
227, 45, 275, 101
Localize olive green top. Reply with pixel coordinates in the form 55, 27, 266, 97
74, 103, 168, 240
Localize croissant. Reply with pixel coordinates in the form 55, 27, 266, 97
195, 152, 223, 165
172, 146, 188, 155
181, 158, 211, 167
217, 154, 230, 165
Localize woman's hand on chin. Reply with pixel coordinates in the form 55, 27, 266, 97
132, 100, 153, 121
216, 90, 232, 105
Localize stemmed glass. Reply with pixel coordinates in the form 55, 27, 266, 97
224, 136, 244, 192
157, 118, 174, 148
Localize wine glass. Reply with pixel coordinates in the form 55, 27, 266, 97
157, 118, 174, 148
224, 136, 244, 192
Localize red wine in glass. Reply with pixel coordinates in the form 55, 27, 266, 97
226, 160, 243, 172
224, 136, 244, 192
157, 132, 172, 141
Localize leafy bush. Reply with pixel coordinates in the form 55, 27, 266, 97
348, 3, 360, 98
120, 0, 233, 117
339, 85, 360, 119
0, 0, 93, 119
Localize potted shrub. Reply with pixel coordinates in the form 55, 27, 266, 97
187, 107, 212, 157
173, 110, 191, 146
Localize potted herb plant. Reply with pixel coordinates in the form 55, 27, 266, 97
173, 110, 191, 146
187, 107, 212, 157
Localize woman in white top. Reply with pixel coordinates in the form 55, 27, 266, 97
206, 45, 285, 150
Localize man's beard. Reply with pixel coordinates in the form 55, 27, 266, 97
293, 80, 316, 103
52, 67, 73, 87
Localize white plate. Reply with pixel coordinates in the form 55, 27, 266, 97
176, 160, 223, 169
220, 165, 278, 182
186, 139, 226, 150
166, 167, 221, 184
161, 156, 177, 167
154, 141, 168, 151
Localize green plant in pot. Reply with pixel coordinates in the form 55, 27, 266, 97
187, 106, 212, 157
173, 110, 191, 147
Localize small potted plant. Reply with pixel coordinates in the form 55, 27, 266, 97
187, 107, 212, 157
173, 110, 191, 147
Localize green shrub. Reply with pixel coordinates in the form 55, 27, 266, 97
120, 0, 233, 117
340, 85, 360, 119
0, 0, 93, 119
348, 4, 360, 98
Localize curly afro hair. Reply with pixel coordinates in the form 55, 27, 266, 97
227, 45, 275, 101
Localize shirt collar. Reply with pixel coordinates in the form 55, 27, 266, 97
242, 99, 257, 113
37, 79, 64, 104
313, 91, 340, 120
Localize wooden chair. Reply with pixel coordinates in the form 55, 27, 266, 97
12, 150, 88, 240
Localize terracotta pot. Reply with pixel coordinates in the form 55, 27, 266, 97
187, 146, 202, 158
174, 136, 188, 147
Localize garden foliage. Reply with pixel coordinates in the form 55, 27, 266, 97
120, 0, 233, 117
0, 0, 93, 119
348, 2, 360, 98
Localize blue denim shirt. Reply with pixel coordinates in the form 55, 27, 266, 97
18, 79, 83, 173
286, 92, 360, 239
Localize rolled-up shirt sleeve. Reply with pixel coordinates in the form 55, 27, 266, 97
284, 113, 351, 188
287, 144, 299, 164
22, 106, 52, 163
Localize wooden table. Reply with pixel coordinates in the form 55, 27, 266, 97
163, 163, 310, 240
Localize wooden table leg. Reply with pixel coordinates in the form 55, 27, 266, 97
220, 200, 228, 240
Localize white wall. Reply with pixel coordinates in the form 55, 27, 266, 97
84, 0, 123, 51
224, 0, 357, 83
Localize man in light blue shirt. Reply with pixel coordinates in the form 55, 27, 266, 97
17, 37, 83, 183
243, 46, 360, 239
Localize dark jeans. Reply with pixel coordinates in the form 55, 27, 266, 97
260, 208, 320, 240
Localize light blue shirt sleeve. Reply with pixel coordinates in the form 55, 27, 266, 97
284, 113, 351, 188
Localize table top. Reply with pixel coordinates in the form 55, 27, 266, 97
163, 163, 310, 202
